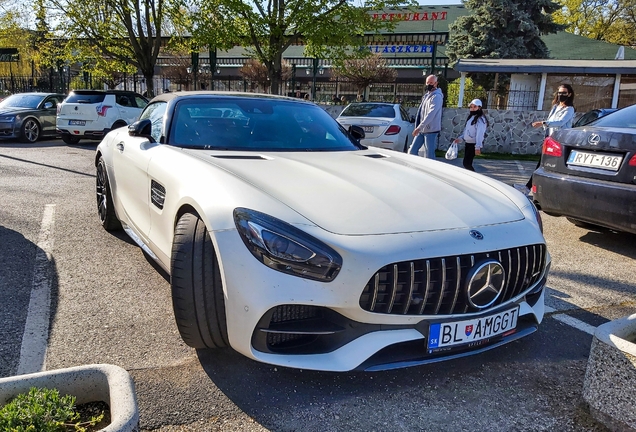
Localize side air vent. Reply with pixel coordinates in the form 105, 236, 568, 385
212, 155, 268, 160
150, 180, 166, 209
364, 154, 388, 159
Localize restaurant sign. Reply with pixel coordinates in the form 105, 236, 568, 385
372, 12, 448, 21
0, 48, 19, 62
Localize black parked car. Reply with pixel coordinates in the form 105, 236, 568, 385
0, 93, 66, 143
572, 108, 617, 128
533, 103, 636, 234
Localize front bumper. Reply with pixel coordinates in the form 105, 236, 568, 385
533, 167, 636, 234
213, 220, 549, 371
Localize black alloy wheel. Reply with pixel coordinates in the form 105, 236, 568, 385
20, 118, 41, 143
171, 212, 229, 349
96, 157, 122, 230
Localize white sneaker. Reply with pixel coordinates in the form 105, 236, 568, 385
513, 183, 531, 196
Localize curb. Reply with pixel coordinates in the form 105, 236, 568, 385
0, 363, 139, 432
583, 313, 636, 432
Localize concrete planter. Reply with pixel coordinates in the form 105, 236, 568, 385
0, 364, 139, 432
583, 313, 636, 432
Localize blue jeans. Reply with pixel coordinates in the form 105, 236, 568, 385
409, 132, 438, 159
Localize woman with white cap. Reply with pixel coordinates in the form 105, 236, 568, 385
453, 99, 488, 171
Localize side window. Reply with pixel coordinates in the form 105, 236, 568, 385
139, 102, 166, 142
116, 95, 131, 107
135, 96, 149, 109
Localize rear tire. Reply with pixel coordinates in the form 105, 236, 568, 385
171, 213, 229, 349
96, 157, 122, 230
62, 135, 80, 145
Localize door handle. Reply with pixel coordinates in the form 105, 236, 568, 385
116, 142, 124, 152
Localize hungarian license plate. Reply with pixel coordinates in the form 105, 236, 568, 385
363, 126, 374, 133
427, 307, 519, 351
567, 150, 622, 171
69, 120, 86, 126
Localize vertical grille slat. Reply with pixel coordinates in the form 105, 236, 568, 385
370, 273, 380, 312
386, 264, 399, 314
418, 260, 432, 314
403, 262, 415, 314
449, 257, 462, 313
434, 258, 447, 314
359, 244, 547, 316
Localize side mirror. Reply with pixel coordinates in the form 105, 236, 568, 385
44, 102, 54, 109
348, 125, 365, 141
128, 119, 155, 142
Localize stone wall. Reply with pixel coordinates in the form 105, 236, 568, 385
321, 104, 553, 155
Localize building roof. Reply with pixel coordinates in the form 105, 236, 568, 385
454, 58, 636, 74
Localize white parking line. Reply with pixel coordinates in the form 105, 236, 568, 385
514, 161, 526, 175
551, 314, 597, 336
17, 204, 55, 375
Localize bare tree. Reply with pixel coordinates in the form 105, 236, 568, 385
330, 55, 397, 99
239, 59, 292, 93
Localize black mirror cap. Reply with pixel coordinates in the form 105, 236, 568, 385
128, 119, 154, 141
348, 125, 365, 140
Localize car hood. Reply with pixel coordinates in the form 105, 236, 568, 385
193, 149, 524, 235
0, 107, 32, 115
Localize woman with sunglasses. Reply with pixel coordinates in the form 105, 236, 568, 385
514, 84, 575, 195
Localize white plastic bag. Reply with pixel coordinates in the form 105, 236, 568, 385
445, 142, 458, 160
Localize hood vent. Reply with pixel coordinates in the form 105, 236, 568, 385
212, 155, 268, 160
363, 153, 389, 159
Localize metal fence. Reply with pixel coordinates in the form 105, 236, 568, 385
0, 72, 540, 111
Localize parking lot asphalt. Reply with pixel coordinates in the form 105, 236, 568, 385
1, 139, 634, 431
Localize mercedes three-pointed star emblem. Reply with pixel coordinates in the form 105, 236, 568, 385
465, 259, 506, 309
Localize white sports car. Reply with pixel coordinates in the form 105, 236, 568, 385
95, 92, 550, 372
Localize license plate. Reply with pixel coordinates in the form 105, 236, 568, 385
427, 307, 519, 351
567, 150, 622, 171
363, 126, 374, 133
68, 120, 86, 126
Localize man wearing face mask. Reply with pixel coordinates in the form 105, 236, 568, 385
409, 74, 444, 159
514, 84, 575, 195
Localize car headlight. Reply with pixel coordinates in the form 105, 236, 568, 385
0, 115, 15, 122
234, 208, 342, 282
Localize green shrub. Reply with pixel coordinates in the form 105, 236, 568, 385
0, 387, 103, 432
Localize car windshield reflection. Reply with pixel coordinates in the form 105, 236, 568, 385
168, 97, 362, 151
0, 94, 45, 109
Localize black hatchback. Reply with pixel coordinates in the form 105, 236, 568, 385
533, 104, 636, 234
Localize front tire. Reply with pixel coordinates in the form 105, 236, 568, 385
96, 157, 122, 230
20, 118, 41, 143
171, 213, 229, 349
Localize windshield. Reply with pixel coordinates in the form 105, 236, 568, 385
0, 94, 45, 109
169, 97, 362, 151
340, 104, 396, 118
588, 104, 636, 129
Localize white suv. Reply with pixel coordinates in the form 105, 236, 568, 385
56, 90, 148, 144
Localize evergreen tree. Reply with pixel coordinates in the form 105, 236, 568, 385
446, 0, 565, 62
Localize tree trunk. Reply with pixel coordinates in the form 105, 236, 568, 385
143, 71, 155, 97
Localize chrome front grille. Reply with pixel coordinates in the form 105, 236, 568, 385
359, 244, 546, 316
